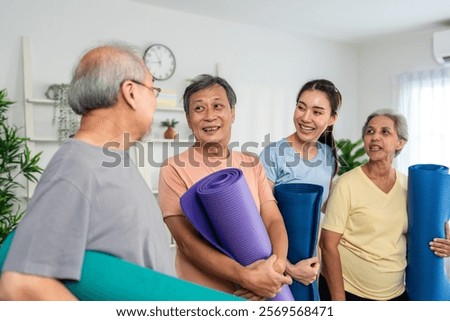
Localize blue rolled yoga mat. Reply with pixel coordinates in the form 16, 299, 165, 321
0, 231, 241, 301
274, 184, 323, 301
407, 164, 450, 300
180, 168, 294, 301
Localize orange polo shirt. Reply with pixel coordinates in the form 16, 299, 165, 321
158, 147, 275, 293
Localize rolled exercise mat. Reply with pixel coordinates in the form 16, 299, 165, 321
407, 164, 450, 300
274, 184, 323, 301
180, 168, 294, 301
0, 231, 241, 301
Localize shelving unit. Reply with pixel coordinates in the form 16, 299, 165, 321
26, 98, 54, 105
151, 138, 189, 143
21, 36, 189, 250
156, 106, 184, 112
22, 37, 57, 198
22, 37, 190, 249
20, 42, 190, 278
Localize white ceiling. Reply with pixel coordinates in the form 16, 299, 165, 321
133, 0, 450, 43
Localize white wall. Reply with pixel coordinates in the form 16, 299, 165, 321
357, 27, 446, 132
0, 0, 358, 159
1, 0, 445, 171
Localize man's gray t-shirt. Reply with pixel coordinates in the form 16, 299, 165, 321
3, 139, 175, 279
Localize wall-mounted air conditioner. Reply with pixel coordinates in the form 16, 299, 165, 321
433, 29, 450, 65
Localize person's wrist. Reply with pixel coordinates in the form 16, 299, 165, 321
285, 260, 295, 275
273, 258, 286, 274
237, 265, 251, 289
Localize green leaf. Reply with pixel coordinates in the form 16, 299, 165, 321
160, 118, 179, 128
0, 88, 42, 243
336, 138, 367, 175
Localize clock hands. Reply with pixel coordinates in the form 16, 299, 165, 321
154, 49, 162, 66
144, 44, 175, 80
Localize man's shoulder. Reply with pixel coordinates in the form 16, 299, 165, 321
161, 148, 192, 167
234, 149, 258, 159
231, 150, 260, 164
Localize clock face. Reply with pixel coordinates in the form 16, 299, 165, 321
143, 44, 176, 80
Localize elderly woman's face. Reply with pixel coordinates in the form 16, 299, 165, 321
363, 115, 405, 162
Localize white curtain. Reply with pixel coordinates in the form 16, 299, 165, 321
394, 67, 450, 174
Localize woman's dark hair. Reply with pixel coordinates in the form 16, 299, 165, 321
296, 79, 342, 176
183, 74, 237, 113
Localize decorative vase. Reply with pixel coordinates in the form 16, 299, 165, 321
164, 127, 177, 139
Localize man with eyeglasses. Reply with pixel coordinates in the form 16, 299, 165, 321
0, 42, 175, 300
129, 79, 161, 98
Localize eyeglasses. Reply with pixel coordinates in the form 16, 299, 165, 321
129, 80, 161, 98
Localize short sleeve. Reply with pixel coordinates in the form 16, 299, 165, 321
259, 143, 278, 183
3, 179, 90, 280
158, 160, 188, 219
255, 157, 276, 205
321, 177, 350, 234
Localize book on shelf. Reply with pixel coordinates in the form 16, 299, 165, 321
157, 89, 178, 109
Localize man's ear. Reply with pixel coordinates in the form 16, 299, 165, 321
120, 80, 138, 110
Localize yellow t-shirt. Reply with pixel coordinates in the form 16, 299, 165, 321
158, 147, 275, 293
321, 166, 408, 300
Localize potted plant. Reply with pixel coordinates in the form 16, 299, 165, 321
0, 89, 43, 244
160, 118, 179, 139
336, 138, 367, 175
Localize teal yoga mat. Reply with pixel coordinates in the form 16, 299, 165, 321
407, 164, 450, 300
0, 231, 242, 301
274, 183, 323, 301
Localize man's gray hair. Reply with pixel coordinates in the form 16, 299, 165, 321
68, 42, 147, 115
183, 74, 237, 113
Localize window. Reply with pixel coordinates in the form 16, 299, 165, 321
394, 67, 450, 174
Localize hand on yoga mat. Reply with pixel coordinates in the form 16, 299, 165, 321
240, 254, 292, 299
286, 256, 320, 286
429, 221, 450, 258
233, 289, 265, 301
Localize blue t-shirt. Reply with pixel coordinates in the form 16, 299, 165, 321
260, 138, 334, 206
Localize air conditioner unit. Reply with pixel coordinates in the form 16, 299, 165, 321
433, 29, 450, 65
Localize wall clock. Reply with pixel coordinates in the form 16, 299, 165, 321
143, 44, 176, 80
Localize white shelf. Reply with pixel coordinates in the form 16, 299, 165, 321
29, 136, 190, 144
156, 106, 184, 112
26, 98, 184, 112
30, 138, 59, 143
149, 138, 191, 143
26, 98, 55, 105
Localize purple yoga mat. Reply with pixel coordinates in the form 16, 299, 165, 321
180, 168, 294, 301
